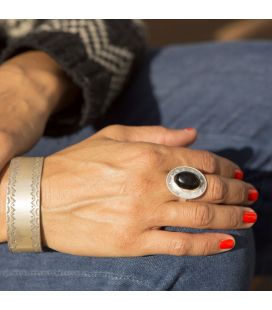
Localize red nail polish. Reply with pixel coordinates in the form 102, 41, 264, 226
243, 211, 257, 223
234, 169, 244, 180
248, 189, 259, 201
219, 239, 235, 250
184, 127, 194, 131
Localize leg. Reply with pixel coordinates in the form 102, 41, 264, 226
1, 41, 267, 290
4, 127, 247, 291
98, 42, 272, 287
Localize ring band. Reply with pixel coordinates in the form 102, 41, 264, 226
6, 157, 44, 253
166, 166, 207, 200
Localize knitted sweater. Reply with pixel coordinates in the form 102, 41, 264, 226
0, 20, 147, 135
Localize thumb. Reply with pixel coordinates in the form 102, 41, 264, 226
98, 125, 197, 147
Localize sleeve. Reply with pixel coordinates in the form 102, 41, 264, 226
0, 20, 147, 135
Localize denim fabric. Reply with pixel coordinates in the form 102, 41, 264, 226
2, 41, 271, 290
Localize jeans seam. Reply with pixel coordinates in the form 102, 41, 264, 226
0, 270, 153, 290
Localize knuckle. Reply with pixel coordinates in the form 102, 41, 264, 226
168, 238, 188, 256
210, 176, 227, 202
228, 182, 246, 204
132, 170, 155, 196
121, 198, 148, 227
242, 186, 250, 202
114, 229, 135, 252
228, 209, 241, 228
100, 124, 125, 138
139, 145, 163, 167
153, 126, 169, 144
234, 188, 247, 204
152, 125, 167, 135
123, 198, 140, 217
129, 205, 148, 227
199, 239, 213, 256
193, 204, 214, 228
201, 151, 217, 173
106, 124, 123, 134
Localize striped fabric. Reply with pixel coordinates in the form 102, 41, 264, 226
0, 20, 147, 133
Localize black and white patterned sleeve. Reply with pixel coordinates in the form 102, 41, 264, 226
0, 20, 147, 134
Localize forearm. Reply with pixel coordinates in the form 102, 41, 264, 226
0, 50, 79, 117
0, 20, 147, 130
0, 51, 80, 244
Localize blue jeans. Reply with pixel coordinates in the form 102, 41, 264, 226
2, 41, 271, 290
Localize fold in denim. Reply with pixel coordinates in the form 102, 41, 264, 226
3, 41, 272, 290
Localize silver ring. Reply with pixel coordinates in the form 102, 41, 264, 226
166, 166, 207, 200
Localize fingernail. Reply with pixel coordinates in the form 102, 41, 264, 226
243, 211, 257, 223
184, 127, 194, 131
248, 189, 259, 201
219, 239, 235, 250
234, 169, 244, 180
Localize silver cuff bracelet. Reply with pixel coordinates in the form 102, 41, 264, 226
6, 157, 44, 253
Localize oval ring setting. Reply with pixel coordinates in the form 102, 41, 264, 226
166, 166, 207, 200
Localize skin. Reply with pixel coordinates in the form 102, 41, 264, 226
0, 52, 258, 257
0, 50, 78, 171
0, 50, 78, 242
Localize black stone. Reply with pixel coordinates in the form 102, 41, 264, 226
174, 171, 200, 190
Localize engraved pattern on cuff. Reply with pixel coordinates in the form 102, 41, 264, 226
6, 157, 44, 253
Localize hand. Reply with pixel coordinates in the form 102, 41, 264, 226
0, 50, 78, 171
0, 125, 258, 255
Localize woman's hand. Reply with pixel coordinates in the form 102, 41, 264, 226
0, 125, 258, 255
0, 50, 78, 171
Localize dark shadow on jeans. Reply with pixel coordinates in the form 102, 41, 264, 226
94, 49, 162, 129
216, 148, 272, 275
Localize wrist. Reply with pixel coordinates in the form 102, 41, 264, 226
1, 51, 79, 117
0, 163, 9, 243
0, 156, 50, 246
0, 157, 47, 246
